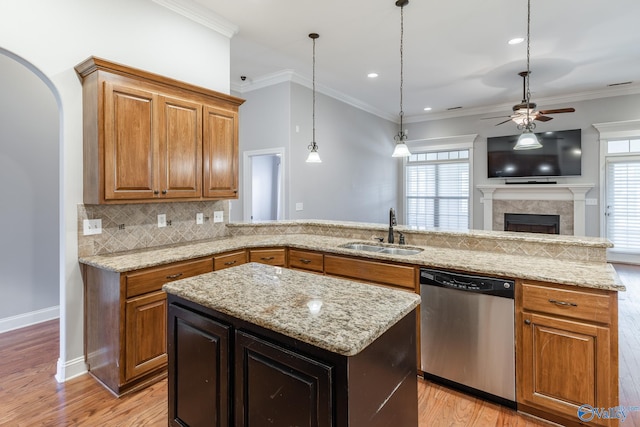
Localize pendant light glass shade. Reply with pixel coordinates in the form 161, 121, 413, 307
514, 129, 542, 150
392, 131, 411, 157
306, 142, 322, 162
306, 33, 322, 163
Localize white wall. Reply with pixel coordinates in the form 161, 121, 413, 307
0, 0, 231, 381
235, 81, 400, 224
406, 93, 640, 236
0, 54, 59, 328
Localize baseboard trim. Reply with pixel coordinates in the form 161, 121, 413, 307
0, 306, 60, 334
56, 356, 88, 383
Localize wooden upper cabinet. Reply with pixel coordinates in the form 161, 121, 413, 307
203, 105, 238, 198
75, 56, 244, 204
159, 95, 202, 199
104, 82, 158, 200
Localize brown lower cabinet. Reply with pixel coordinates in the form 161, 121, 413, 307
516, 280, 619, 427
83, 257, 213, 396
168, 296, 418, 427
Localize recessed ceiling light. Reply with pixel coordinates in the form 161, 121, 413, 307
508, 37, 524, 45
423, 107, 432, 111
367, 72, 379, 78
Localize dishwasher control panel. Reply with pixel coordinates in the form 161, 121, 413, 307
420, 268, 514, 298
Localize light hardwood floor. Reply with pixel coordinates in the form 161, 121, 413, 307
1, 264, 638, 426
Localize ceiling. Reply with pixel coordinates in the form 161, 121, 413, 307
194, 0, 640, 122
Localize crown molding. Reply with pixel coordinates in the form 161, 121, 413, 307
232, 66, 640, 125
232, 70, 397, 122
405, 83, 640, 123
151, 0, 239, 38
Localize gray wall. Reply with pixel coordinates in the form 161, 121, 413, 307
406, 93, 640, 236
0, 54, 59, 324
235, 81, 400, 224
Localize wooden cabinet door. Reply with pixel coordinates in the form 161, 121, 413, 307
158, 96, 202, 198
202, 105, 238, 199
124, 290, 168, 382
104, 82, 159, 200
518, 312, 614, 427
213, 250, 246, 270
235, 330, 333, 427
168, 304, 231, 427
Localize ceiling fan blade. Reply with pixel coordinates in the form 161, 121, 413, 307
495, 119, 513, 126
481, 115, 511, 120
535, 115, 553, 122
538, 108, 575, 115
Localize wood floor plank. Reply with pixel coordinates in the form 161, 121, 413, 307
0, 263, 638, 426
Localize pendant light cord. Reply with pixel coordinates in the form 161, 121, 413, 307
525, 0, 532, 129
312, 35, 316, 144
399, 3, 404, 136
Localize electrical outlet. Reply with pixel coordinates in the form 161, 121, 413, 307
83, 219, 102, 235
158, 214, 167, 228
296, 202, 304, 211
196, 213, 204, 224
586, 198, 598, 206
213, 211, 224, 223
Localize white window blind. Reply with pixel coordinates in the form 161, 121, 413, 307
406, 150, 469, 230
606, 158, 640, 253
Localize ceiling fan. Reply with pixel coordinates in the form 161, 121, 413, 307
489, 71, 576, 126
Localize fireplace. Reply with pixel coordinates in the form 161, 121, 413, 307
504, 213, 560, 234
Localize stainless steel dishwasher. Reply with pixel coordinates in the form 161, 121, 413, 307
420, 268, 516, 408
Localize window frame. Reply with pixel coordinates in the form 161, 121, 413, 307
402, 135, 475, 230
595, 120, 640, 264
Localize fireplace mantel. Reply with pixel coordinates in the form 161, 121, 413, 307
477, 184, 595, 236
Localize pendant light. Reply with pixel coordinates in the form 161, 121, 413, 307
306, 33, 322, 163
513, 0, 542, 151
392, 0, 411, 158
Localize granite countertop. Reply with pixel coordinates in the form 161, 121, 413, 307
163, 262, 421, 356
80, 233, 625, 291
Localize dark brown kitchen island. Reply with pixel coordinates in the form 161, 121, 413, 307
164, 262, 421, 427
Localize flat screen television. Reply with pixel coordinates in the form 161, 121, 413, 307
487, 129, 582, 178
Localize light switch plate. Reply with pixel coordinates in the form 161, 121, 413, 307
83, 219, 102, 235
158, 214, 167, 228
213, 211, 224, 223
296, 202, 303, 211
196, 212, 204, 224
586, 198, 598, 206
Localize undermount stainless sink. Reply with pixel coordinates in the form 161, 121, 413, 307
339, 243, 423, 256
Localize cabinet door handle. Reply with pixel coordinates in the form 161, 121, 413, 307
224, 260, 237, 266
162, 190, 167, 195
166, 273, 183, 280
260, 256, 275, 261
299, 259, 312, 264
548, 299, 578, 307
153, 190, 159, 195
524, 319, 531, 325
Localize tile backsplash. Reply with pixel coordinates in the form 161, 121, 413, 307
78, 201, 230, 257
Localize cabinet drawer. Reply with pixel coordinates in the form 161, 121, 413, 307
288, 249, 324, 273
520, 282, 613, 325
324, 255, 415, 290
126, 258, 212, 298
214, 250, 247, 270
249, 248, 286, 266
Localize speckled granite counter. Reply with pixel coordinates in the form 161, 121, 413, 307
80, 233, 625, 291
164, 262, 421, 356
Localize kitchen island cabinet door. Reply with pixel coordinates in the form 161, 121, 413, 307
168, 304, 231, 427
234, 330, 333, 427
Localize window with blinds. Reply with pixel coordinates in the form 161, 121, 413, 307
606, 155, 640, 253
405, 149, 469, 230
